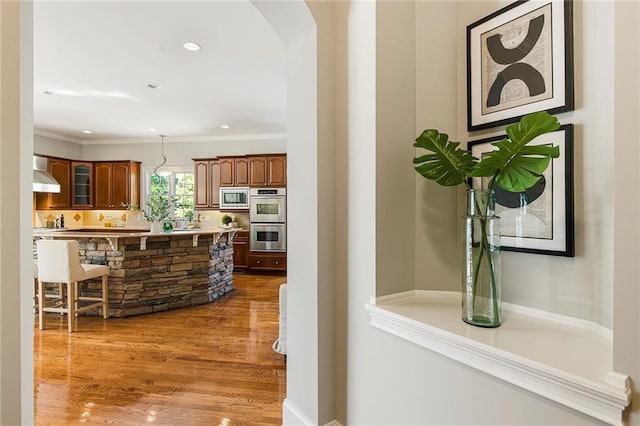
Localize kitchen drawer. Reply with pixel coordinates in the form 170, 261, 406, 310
233, 230, 249, 241
249, 253, 286, 271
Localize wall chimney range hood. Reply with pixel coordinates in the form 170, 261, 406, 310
33, 156, 61, 193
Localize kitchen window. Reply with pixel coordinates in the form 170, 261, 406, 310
145, 167, 194, 218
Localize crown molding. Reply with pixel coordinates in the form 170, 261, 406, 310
82, 133, 287, 145
34, 129, 83, 144
34, 127, 287, 146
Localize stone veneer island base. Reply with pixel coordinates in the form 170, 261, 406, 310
33, 229, 237, 317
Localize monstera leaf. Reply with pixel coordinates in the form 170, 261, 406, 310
413, 129, 477, 186
470, 111, 560, 192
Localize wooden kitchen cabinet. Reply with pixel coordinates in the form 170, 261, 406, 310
194, 160, 209, 208
194, 159, 220, 209
210, 161, 221, 207
219, 156, 249, 187
194, 154, 282, 208
233, 231, 249, 269
94, 161, 140, 209
248, 252, 287, 271
35, 157, 71, 209
71, 161, 93, 209
248, 154, 286, 187
235, 157, 250, 186
219, 158, 234, 187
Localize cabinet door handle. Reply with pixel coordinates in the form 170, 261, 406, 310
275, 261, 279, 265
256, 260, 261, 264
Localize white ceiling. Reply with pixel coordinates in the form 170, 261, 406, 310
33, 1, 287, 142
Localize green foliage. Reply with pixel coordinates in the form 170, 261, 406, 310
221, 214, 233, 225
149, 171, 195, 219
162, 218, 173, 232
150, 174, 169, 196
144, 194, 174, 222
413, 130, 477, 186
413, 111, 560, 192
470, 111, 560, 192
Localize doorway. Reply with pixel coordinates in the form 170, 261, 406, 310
7, 1, 326, 424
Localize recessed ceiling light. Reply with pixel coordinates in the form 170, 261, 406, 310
148, 128, 157, 132
183, 42, 201, 52
221, 125, 230, 129
43, 90, 56, 95
82, 130, 92, 134
147, 83, 162, 89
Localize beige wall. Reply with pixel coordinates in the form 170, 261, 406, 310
1, 1, 35, 423
343, 0, 638, 424
413, 0, 459, 293
375, 0, 416, 296
613, 1, 640, 423
415, 0, 616, 327
483, 0, 614, 326
34, 133, 82, 159
82, 137, 286, 166
36, 135, 286, 168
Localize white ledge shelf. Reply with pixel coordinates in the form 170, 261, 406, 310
365, 291, 631, 426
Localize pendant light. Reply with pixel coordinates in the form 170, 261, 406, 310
153, 134, 167, 176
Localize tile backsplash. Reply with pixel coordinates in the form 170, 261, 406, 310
34, 209, 250, 229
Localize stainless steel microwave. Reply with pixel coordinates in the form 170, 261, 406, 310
219, 187, 250, 210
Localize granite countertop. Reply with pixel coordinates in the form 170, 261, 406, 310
33, 227, 244, 238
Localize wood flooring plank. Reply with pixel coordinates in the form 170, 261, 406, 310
34, 272, 287, 425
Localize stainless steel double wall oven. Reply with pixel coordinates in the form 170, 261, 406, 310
249, 188, 286, 252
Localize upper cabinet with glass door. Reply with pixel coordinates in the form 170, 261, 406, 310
71, 161, 93, 209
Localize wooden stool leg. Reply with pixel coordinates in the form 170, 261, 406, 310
67, 282, 75, 332
102, 275, 109, 319
34, 278, 39, 313
74, 282, 79, 315
58, 283, 64, 315
38, 279, 45, 330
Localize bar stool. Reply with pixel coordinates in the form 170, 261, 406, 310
33, 260, 65, 313
36, 240, 110, 332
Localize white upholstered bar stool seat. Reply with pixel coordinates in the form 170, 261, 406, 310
36, 240, 110, 332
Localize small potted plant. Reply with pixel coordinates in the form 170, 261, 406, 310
221, 214, 233, 228
144, 195, 174, 233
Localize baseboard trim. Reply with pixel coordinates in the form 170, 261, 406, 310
282, 399, 342, 426
283, 399, 314, 425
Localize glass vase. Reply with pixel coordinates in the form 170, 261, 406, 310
462, 188, 501, 327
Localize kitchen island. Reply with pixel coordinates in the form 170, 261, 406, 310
33, 228, 239, 317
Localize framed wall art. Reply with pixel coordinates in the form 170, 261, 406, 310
467, 0, 574, 131
468, 124, 574, 257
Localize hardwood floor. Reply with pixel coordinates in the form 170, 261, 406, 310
34, 272, 287, 425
